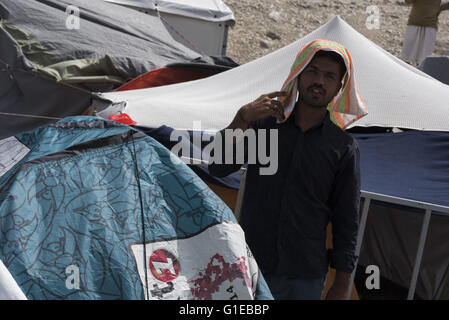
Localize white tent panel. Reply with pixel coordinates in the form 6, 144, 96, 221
104, 0, 234, 55
97, 16, 449, 132
104, 0, 235, 22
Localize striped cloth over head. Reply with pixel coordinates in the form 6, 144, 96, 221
279, 39, 368, 129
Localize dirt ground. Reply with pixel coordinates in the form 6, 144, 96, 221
224, 0, 449, 65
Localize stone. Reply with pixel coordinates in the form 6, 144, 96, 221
266, 31, 281, 40
259, 40, 269, 48
268, 10, 282, 22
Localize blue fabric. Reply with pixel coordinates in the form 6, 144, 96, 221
352, 131, 449, 210
0, 117, 272, 300
0, 117, 131, 188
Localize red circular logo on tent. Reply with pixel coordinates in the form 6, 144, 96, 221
149, 249, 180, 282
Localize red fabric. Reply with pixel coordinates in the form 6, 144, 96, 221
115, 67, 216, 91
108, 113, 137, 125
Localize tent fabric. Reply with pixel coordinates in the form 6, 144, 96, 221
115, 66, 221, 91
0, 0, 201, 79
418, 56, 449, 85
350, 130, 449, 299
0, 0, 237, 140
0, 116, 272, 300
104, 0, 235, 23
0, 33, 93, 140
97, 16, 449, 132
352, 130, 449, 210
358, 201, 449, 300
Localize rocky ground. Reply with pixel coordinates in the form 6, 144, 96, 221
224, 0, 449, 65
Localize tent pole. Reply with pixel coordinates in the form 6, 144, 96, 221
407, 208, 432, 300
349, 196, 371, 296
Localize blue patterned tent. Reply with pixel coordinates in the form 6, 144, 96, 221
0, 116, 272, 300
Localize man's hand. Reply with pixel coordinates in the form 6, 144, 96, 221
239, 91, 287, 125
225, 91, 287, 143
324, 271, 351, 300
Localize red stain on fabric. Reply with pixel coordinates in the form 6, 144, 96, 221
188, 254, 251, 300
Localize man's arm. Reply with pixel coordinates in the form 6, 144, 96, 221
326, 271, 351, 300
325, 139, 361, 300
208, 91, 286, 177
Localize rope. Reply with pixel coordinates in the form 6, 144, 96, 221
0, 112, 62, 120
155, 9, 205, 55
0, 58, 92, 122
0, 57, 92, 95
130, 132, 150, 300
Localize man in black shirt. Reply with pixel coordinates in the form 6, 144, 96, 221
209, 43, 362, 300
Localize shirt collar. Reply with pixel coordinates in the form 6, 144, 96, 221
287, 109, 331, 135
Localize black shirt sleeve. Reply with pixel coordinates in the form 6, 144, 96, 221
328, 138, 361, 273
208, 121, 260, 178
207, 129, 243, 177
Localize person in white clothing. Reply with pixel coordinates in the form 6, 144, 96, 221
401, 0, 449, 65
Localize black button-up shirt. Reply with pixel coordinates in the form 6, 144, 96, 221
208, 111, 361, 279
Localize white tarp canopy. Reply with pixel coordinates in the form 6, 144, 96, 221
97, 16, 449, 132
104, 0, 235, 22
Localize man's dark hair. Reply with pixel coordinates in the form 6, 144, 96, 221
313, 50, 347, 82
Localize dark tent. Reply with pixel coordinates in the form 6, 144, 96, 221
418, 56, 449, 86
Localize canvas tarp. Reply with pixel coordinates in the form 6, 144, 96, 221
96, 16, 449, 132
0, 116, 272, 300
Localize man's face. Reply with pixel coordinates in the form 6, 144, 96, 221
297, 55, 343, 109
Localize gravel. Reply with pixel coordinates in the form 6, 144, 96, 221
224, 0, 449, 65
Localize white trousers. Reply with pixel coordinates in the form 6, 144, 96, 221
401, 25, 437, 65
